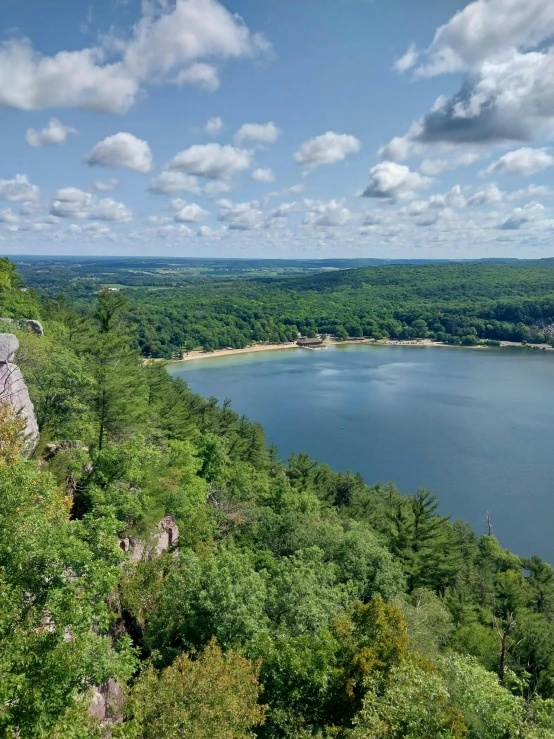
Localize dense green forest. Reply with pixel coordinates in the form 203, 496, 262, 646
14, 257, 554, 357
17, 257, 554, 357
3, 256, 554, 737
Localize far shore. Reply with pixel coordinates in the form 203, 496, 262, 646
161, 336, 554, 365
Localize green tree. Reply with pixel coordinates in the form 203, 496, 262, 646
117, 639, 266, 739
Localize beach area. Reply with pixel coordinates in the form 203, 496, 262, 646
163, 337, 554, 364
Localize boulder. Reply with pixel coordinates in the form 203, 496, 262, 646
26, 320, 44, 336
0, 333, 39, 454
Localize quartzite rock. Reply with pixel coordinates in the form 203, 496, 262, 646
0, 333, 39, 454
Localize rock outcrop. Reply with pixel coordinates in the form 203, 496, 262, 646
0, 333, 39, 454
0, 318, 44, 335
120, 515, 179, 561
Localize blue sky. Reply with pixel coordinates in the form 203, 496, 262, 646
1, 0, 554, 258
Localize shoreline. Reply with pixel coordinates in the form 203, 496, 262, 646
164, 337, 554, 365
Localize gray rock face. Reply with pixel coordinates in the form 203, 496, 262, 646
0, 333, 39, 454
89, 678, 124, 722
121, 515, 179, 561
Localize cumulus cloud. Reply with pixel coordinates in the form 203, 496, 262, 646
91, 198, 133, 222
467, 183, 504, 206
203, 180, 232, 197
0, 174, 40, 202
389, 1, 554, 150
0, 0, 269, 113
175, 63, 220, 91
26, 117, 78, 147
377, 136, 412, 163
217, 198, 264, 229
0, 209, 18, 225
482, 147, 554, 177
394, 43, 419, 73
252, 168, 275, 183
302, 200, 352, 227
234, 122, 280, 147
94, 178, 119, 192
505, 184, 553, 201
419, 152, 480, 175
499, 203, 545, 230
173, 202, 210, 223
197, 225, 219, 237
149, 171, 201, 195
50, 187, 132, 221
294, 132, 361, 170
362, 162, 432, 200
411, 0, 554, 78
205, 116, 224, 136
165, 143, 252, 180
269, 202, 297, 219
84, 132, 154, 172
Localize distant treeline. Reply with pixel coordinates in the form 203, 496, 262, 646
14, 258, 554, 358
123, 262, 554, 357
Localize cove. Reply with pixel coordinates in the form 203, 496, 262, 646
168, 344, 554, 563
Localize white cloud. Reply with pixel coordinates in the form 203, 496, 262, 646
252, 168, 275, 183
148, 215, 172, 225
173, 202, 210, 223
294, 131, 361, 169
217, 198, 264, 229
0, 174, 40, 202
482, 148, 554, 177
50, 187, 93, 219
302, 200, 352, 227
362, 162, 432, 200
0, 209, 18, 225
19, 201, 43, 216
203, 180, 232, 197
420, 153, 480, 175
84, 132, 154, 172
197, 225, 219, 237
91, 198, 133, 222
204, 116, 224, 136
149, 171, 201, 195
165, 143, 252, 179
500, 202, 545, 230
176, 63, 220, 91
377, 136, 412, 163
505, 184, 553, 201
26, 117, 78, 147
50, 186, 132, 221
390, 1, 554, 150
94, 178, 119, 192
467, 184, 504, 206
267, 184, 305, 199
394, 43, 419, 73
0, 0, 268, 112
154, 224, 193, 238
413, 0, 554, 78
234, 122, 280, 147
269, 202, 297, 219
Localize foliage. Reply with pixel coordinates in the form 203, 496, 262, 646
116, 639, 266, 739
1, 258, 554, 738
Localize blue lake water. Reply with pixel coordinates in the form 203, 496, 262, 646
168, 344, 554, 563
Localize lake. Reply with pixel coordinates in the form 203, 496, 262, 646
168, 344, 554, 563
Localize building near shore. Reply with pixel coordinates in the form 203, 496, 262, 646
297, 338, 324, 347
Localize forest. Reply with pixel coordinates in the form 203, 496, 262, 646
20, 258, 554, 357
2, 255, 554, 738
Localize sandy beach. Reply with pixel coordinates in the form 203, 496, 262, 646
161, 336, 554, 365
168, 342, 300, 363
